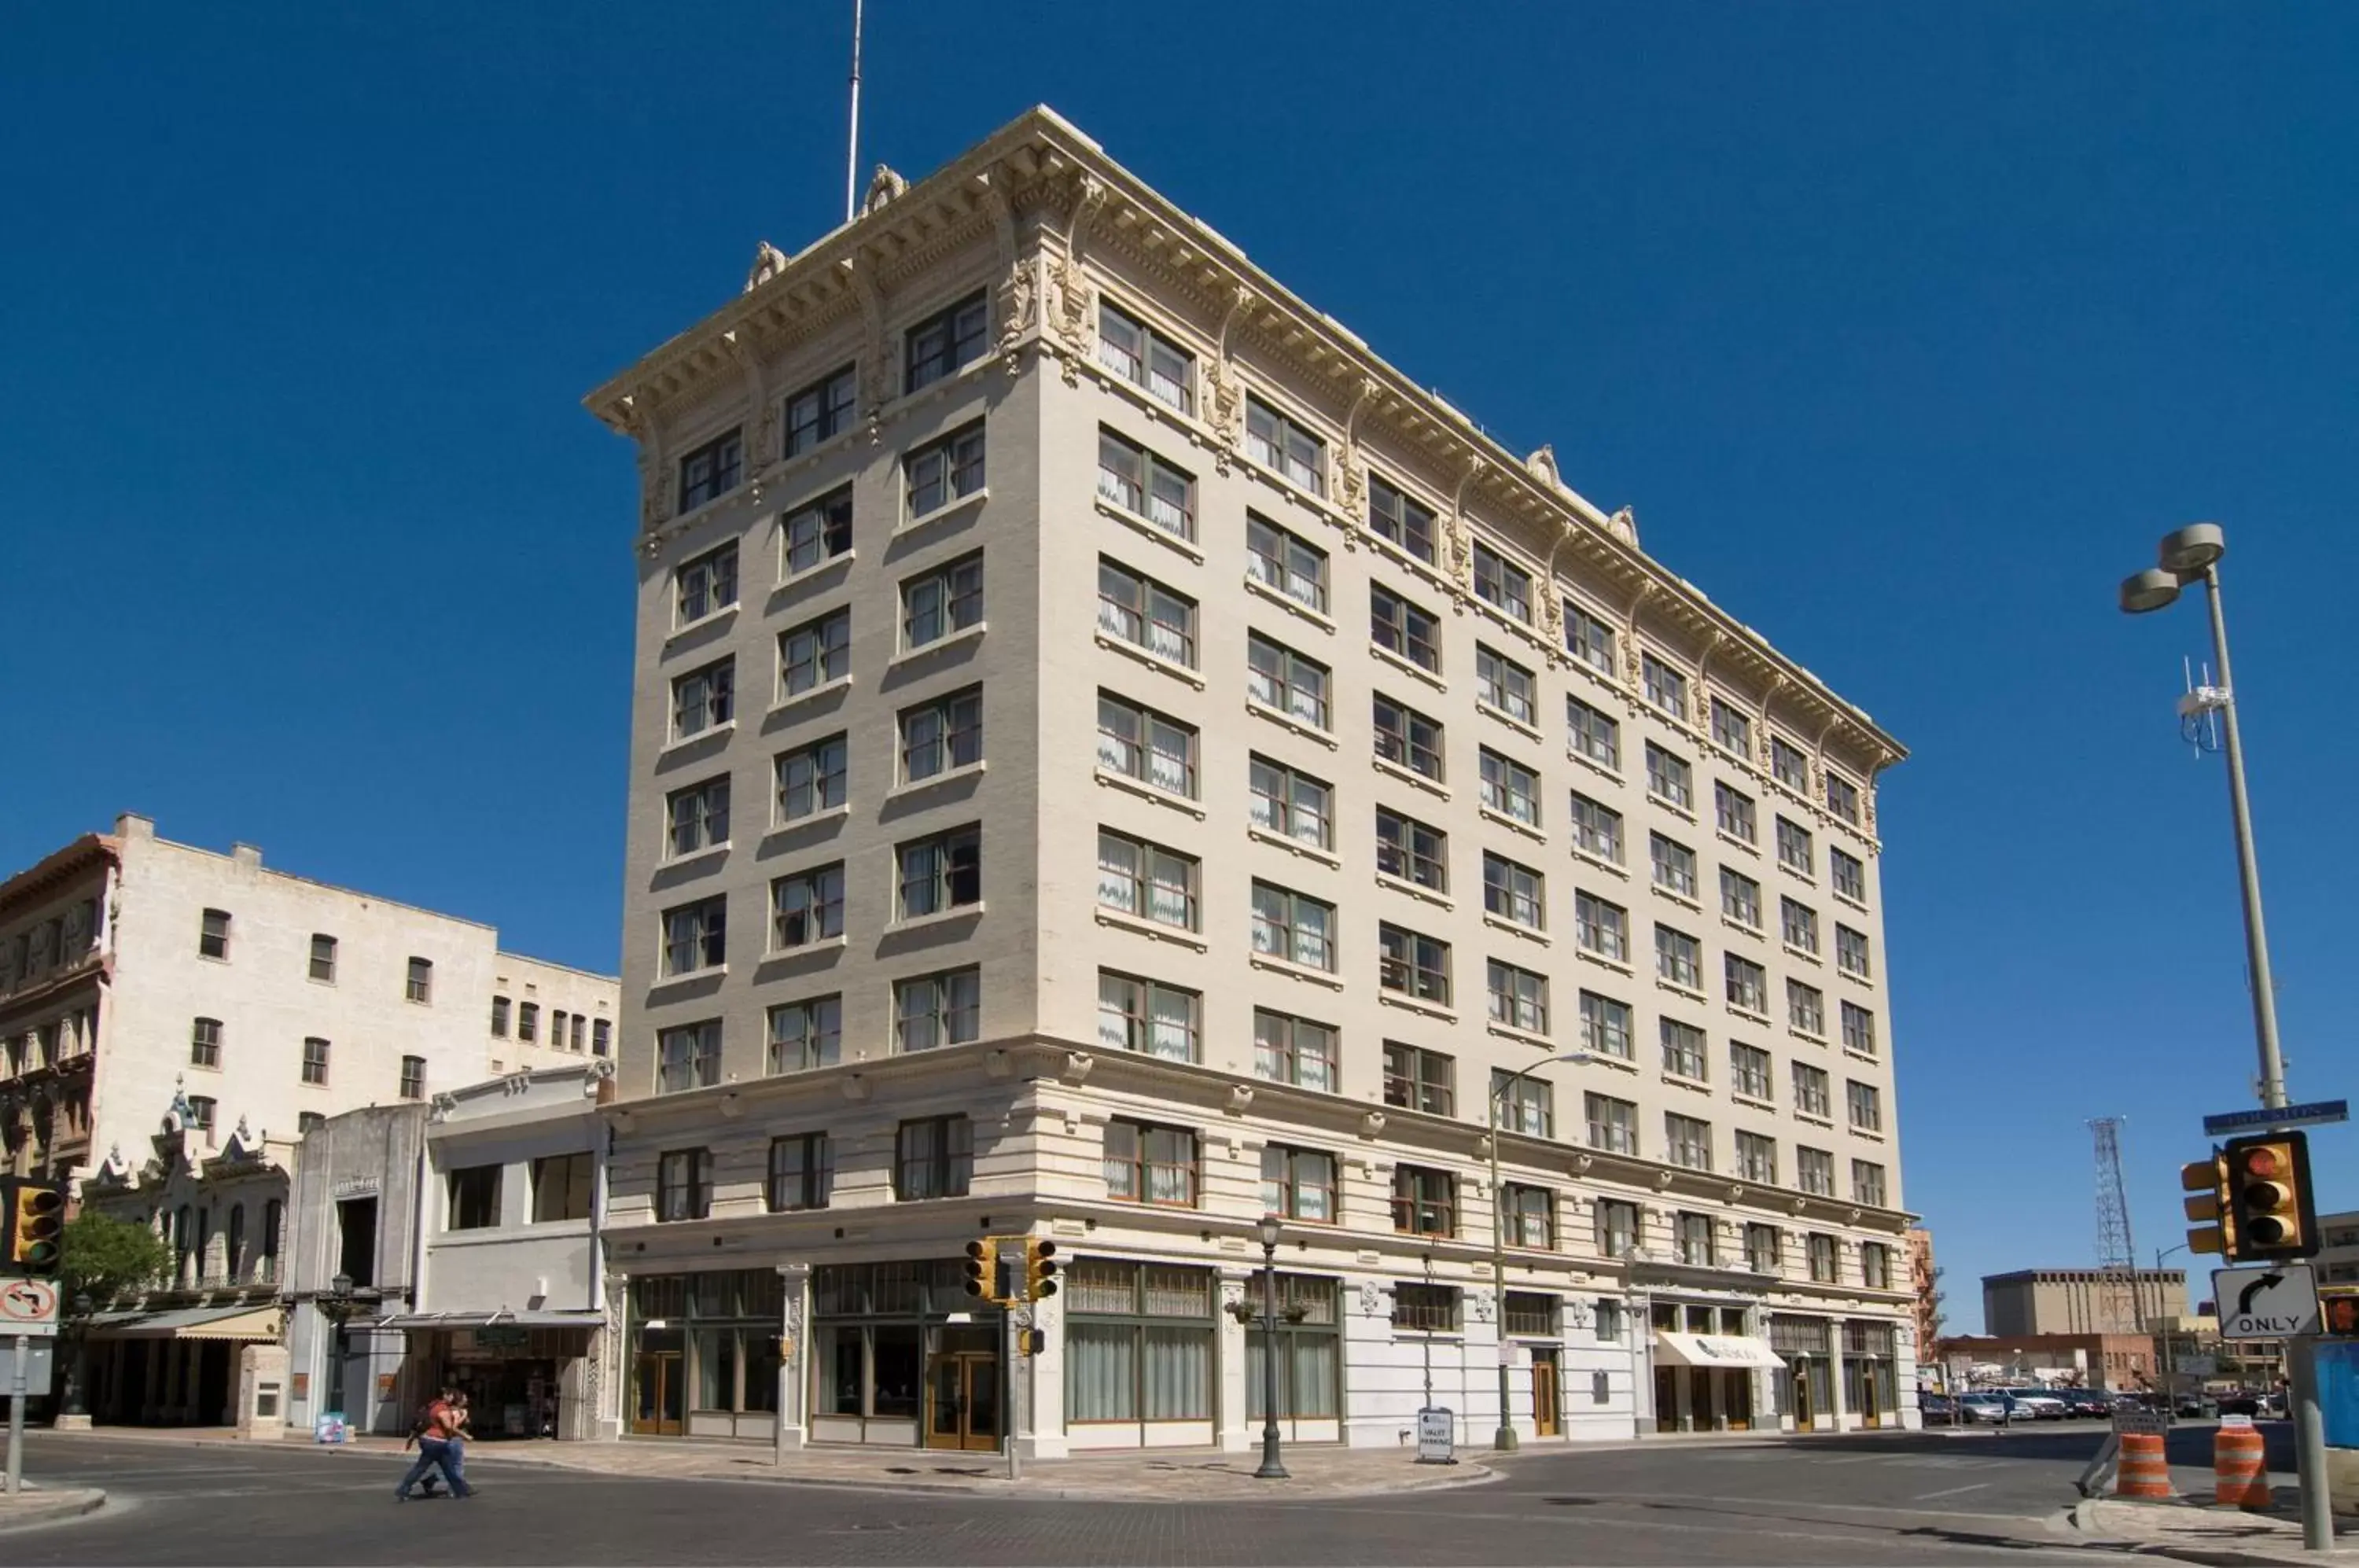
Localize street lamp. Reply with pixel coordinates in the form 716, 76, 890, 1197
2152, 1242, 2190, 1400
1228, 1216, 1301, 1478
60, 1290, 94, 1420
321, 1272, 355, 1420
1489, 1051, 1597, 1452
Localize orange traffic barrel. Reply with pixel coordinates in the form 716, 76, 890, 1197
2214, 1424, 2272, 1508
2117, 1431, 2173, 1499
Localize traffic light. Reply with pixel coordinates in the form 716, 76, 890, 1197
2182, 1151, 2233, 1257
962, 1239, 997, 1301
1025, 1239, 1058, 1301
4, 1178, 66, 1276
2223, 1132, 2318, 1261
1017, 1327, 1046, 1356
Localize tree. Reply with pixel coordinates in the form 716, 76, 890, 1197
60, 1210, 171, 1307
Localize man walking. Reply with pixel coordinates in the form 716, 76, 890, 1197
394, 1386, 473, 1501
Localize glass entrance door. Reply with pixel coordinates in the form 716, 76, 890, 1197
1530, 1353, 1560, 1438
1790, 1363, 1816, 1431
1654, 1366, 1680, 1432
926, 1352, 1000, 1451
1723, 1369, 1753, 1431
631, 1350, 683, 1437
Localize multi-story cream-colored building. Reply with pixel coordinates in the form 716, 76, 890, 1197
587, 108, 1915, 1455
1982, 1268, 2190, 1338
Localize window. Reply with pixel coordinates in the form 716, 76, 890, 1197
664, 895, 729, 975
1392, 1282, 1459, 1331
398, 1055, 425, 1101
190, 1017, 221, 1069
779, 609, 852, 698
1661, 1018, 1707, 1082
657, 1148, 714, 1221
904, 422, 987, 516
570, 1014, 587, 1053
518, 1003, 539, 1043
1575, 891, 1628, 963
1482, 852, 1544, 929
1579, 991, 1633, 1060
1098, 692, 1196, 798
531, 1152, 594, 1223
1502, 1185, 1556, 1249
308, 933, 337, 983
1585, 1092, 1638, 1154
1846, 1079, 1882, 1133
1715, 782, 1757, 845
1731, 1041, 1772, 1101
784, 486, 854, 575
767, 1133, 834, 1212
1246, 396, 1326, 495
1789, 979, 1826, 1036
1097, 301, 1193, 412
1382, 1041, 1454, 1117
776, 734, 848, 821
1825, 771, 1860, 825
1594, 1198, 1639, 1258
1808, 1234, 1838, 1283
1370, 585, 1441, 673
1853, 1160, 1889, 1208
1564, 602, 1616, 675
1710, 697, 1753, 756
1487, 959, 1550, 1034
1478, 748, 1540, 826
403, 955, 433, 1003
1372, 807, 1447, 893
786, 364, 857, 455
771, 865, 845, 949
1492, 1069, 1554, 1137
1640, 652, 1687, 717
1467, 543, 1529, 624
1368, 473, 1438, 561
1246, 513, 1327, 613
1861, 1241, 1891, 1289
491, 996, 510, 1037
1249, 756, 1332, 849
894, 968, 981, 1052
668, 775, 731, 858
678, 428, 742, 511
298, 1113, 325, 1135
675, 540, 738, 624
1566, 697, 1620, 770
1771, 735, 1810, 791
1747, 1224, 1782, 1274
1654, 924, 1702, 991
1726, 954, 1768, 1015
1106, 1121, 1199, 1206
1391, 1165, 1457, 1236
593, 1019, 611, 1058
1794, 1066, 1833, 1122
1650, 834, 1698, 900
1781, 897, 1820, 955
1735, 1130, 1777, 1184
1797, 1147, 1835, 1194
768, 996, 841, 1073
1722, 868, 1762, 929
1570, 791, 1623, 863
658, 1021, 723, 1094
904, 290, 987, 391
1676, 1212, 1716, 1266
1100, 558, 1198, 668
1096, 426, 1197, 539
1260, 1146, 1335, 1221
898, 826, 981, 918
186, 1095, 218, 1133
1842, 1002, 1877, 1056
900, 553, 984, 649
199, 908, 231, 960
1836, 925, 1872, 979
302, 1036, 330, 1086
1252, 1009, 1335, 1091
892, 1115, 973, 1198
1378, 922, 1452, 1007
1831, 847, 1867, 904
1645, 743, 1693, 811
1473, 645, 1536, 726
447, 1164, 502, 1231
1367, 698, 1446, 786
1099, 973, 1200, 1062
1776, 817, 1814, 878
1250, 880, 1337, 970
672, 658, 734, 739
1096, 829, 1198, 930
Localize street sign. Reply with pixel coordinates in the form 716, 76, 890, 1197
2113, 1405, 2170, 1437
0, 1277, 59, 1338
2204, 1101, 2349, 1137
1415, 1406, 1456, 1464
2214, 1263, 2322, 1340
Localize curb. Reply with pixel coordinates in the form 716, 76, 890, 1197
0, 1488, 108, 1533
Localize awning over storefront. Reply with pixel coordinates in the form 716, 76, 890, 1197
1654, 1331, 1787, 1370
88, 1304, 282, 1342
374, 1311, 604, 1331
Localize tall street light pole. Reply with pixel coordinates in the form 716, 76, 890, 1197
1489, 1051, 1596, 1452
1253, 1215, 1286, 1479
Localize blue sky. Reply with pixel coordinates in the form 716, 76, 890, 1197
7, 2, 2353, 1332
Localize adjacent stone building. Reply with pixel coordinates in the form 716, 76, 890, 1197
1982, 1268, 2189, 1338
585, 107, 1917, 1453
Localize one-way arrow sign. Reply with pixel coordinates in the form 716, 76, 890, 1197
2214, 1264, 2321, 1342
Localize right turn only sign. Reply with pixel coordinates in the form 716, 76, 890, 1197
2214, 1264, 2322, 1341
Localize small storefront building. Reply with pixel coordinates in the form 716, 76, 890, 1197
1842, 1319, 1900, 1429
1649, 1300, 1779, 1433
382, 1315, 604, 1439
625, 1269, 785, 1441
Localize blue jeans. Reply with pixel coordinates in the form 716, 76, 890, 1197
396, 1437, 469, 1498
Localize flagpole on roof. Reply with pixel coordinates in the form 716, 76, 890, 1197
845, 0, 865, 225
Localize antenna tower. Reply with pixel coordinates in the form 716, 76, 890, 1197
2089, 1117, 2143, 1334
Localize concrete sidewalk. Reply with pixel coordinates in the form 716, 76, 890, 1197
0, 1485, 108, 1533
2076, 1495, 2359, 1564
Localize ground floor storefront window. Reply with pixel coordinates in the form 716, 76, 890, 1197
1066, 1259, 1216, 1448
1245, 1274, 1341, 1438
627, 1270, 783, 1440
1842, 1320, 1897, 1427
1770, 1314, 1835, 1430
810, 1260, 997, 1448
1650, 1301, 1761, 1432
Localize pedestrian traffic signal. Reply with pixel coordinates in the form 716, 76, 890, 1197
2182, 1151, 2233, 1257
2223, 1132, 2317, 1262
1018, 1327, 1046, 1356
1026, 1239, 1058, 1301
962, 1239, 996, 1301
2322, 1296, 2359, 1338
3, 1178, 66, 1276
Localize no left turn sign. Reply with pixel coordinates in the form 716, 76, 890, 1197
0, 1277, 59, 1327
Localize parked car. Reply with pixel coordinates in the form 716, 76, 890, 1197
2063, 1389, 2114, 1417
1919, 1393, 1957, 1425
1958, 1393, 2011, 1424
2176, 1394, 2219, 1419
2217, 1393, 2261, 1418
2003, 1389, 2069, 1420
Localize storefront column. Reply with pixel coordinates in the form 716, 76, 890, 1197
1828, 1334, 1853, 1430
774, 1262, 810, 1457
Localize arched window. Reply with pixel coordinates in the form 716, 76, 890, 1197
195, 1209, 212, 1284
226, 1204, 247, 1284
175, 1205, 193, 1283
262, 1199, 283, 1284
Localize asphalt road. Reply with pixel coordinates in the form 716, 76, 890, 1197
0, 1424, 2249, 1565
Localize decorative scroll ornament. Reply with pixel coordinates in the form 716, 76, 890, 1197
744, 241, 789, 293
862, 164, 907, 215
1000, 255, 1036, 374
1358, 1281, 1386, 1317
1606, 506, 1638, 546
